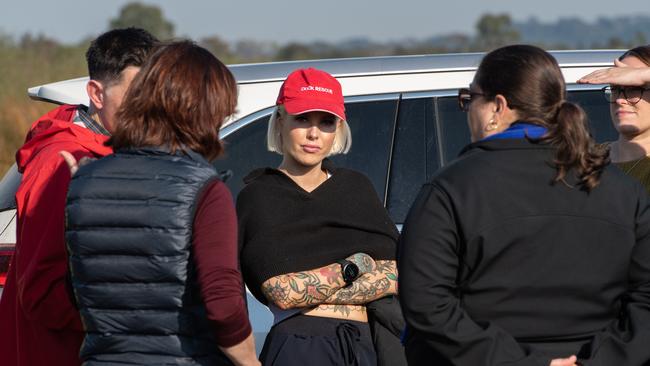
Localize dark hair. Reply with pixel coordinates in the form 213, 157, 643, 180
475, 44, 608, 191
86, 27, 158, 84
108, 41, 237, 161
619, 45, 650, 66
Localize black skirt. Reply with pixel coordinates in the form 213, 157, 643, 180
260, 315, 377, 366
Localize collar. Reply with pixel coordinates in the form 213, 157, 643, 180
243, 158, 337, 184
75, 105, 111, 136
459, 131, 554, 157
481, 122, 547, 141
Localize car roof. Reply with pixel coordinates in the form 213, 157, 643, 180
27, 49, 623, 107
229, 49, 623, 84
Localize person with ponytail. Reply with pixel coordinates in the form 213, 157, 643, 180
398, 45, 650, 366
578, 45, 650, 192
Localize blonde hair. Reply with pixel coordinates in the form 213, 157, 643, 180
267, 105, 352, 156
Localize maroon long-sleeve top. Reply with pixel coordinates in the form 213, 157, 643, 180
193, 180, 252, 348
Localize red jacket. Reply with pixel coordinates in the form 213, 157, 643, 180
0, 105, 112, 366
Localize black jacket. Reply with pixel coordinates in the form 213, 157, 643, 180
398, 138, 650, 366
66, 147, 231, 366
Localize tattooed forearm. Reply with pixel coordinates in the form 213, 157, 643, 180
260, 258, 397, 310
261, 263, 346, 309
347, 252, 376, 273
325, 260, 398, 305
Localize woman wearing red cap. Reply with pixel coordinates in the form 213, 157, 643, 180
237, 68, 400, 365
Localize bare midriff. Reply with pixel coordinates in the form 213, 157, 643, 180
301, 304, 368, 322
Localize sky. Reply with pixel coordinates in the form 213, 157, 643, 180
1, 0, 648, 44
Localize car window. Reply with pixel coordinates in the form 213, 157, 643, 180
329, 99, 398, 200
213, 98, 398, 202
567, 89, 618, 143
435, 96, 471, 170
386, 97, 438, 224
213, 115, 281, 199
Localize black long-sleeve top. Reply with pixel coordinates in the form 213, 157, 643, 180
398, 138, 650, 366
236, 160, 399, 305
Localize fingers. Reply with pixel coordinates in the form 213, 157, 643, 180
59, 151, 79, 176
577, 68, 610, 84
577, 68, 617, 84
549, 355, 577, 366
577, 59, 626, 84
78, 156, 94, 166
577, 71, 598, 84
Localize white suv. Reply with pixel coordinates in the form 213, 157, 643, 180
0, 50, 623, 348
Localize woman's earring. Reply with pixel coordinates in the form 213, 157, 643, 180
485, 118, 498, 131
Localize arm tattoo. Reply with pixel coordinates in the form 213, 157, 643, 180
261, 263, 345, 309
261, 260, 398, 310
347, 253, 376, 273
325, 260, 398, 305
315, 304, 367, 316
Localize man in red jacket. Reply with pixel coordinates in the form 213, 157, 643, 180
0, 28, 157, 366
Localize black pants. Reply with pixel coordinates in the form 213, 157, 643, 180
260, 315, 377, 366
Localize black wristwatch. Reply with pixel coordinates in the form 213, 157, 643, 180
337, 259, 360, 287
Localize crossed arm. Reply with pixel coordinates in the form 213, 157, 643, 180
260, 253, 398, 310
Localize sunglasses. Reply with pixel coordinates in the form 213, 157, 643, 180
457, 88, 485, 111
602, 86, 650, 105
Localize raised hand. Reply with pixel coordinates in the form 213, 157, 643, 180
346, 252, 376, 274
578, 59, 650, 86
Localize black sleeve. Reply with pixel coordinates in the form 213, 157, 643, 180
398, 184, 549, 366
578, 184, 650, 365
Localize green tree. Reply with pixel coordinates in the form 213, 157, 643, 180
274, 43, 315, 61
109, 2, 174, 40
475, 13, 520, 51
200, 36, 236, 63
606, 37, 626, 49
633, 32, 647, 47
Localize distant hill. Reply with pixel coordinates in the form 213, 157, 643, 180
514, 16, 650, 48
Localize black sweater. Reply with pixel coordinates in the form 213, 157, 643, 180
398, 138, 650, 365
237, 160, 399, 304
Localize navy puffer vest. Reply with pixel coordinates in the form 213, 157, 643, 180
66, 147, 231, 365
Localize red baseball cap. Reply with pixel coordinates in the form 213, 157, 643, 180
276, 68, 346, 121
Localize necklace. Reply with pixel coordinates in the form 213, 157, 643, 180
611, 142, 648, 175
624, 155, 646, 175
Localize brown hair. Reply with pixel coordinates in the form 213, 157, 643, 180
619, 44, 650, 66
108, 40, 237, 161
475, 44, 608, 191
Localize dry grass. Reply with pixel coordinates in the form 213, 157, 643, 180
0, 38, 89, 174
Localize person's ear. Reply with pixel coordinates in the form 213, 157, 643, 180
494, 94, 511, 118
494, 94, 507, 112
494, 94, 520, 124
86, 80, 105, 110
